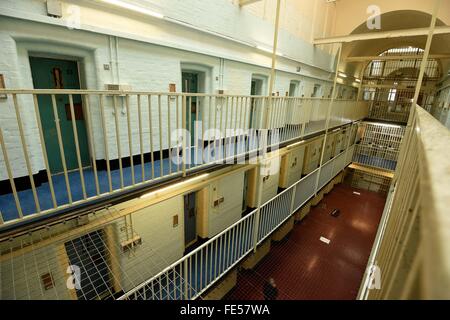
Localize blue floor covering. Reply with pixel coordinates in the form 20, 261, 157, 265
353, 154, 397, 171
0, 122, 351, 223
0, 139, 259, 222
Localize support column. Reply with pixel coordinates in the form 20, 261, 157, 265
268, 0, 281, 99
314, 43, 343, 194
395, 0, 441, 185
253, 0, 281, 252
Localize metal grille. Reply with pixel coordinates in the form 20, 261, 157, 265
0, 90, 368, 227
0, 131, 357, 300
353, 122, 405, 171
0, 206, 201, 300
364, 47, 441, 82
348, 169, 391, 195
365, 88, 414, 123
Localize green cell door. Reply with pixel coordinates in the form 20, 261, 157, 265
182, 72, 200, 145
29, 57, 90, 173
184, 192, 197, 247
249, 80, 260, 129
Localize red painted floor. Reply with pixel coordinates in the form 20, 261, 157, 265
225, 184, 386, 300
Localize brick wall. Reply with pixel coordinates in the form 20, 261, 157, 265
0, 1, 357, 180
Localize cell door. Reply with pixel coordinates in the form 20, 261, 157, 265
64, 230, 113, 300
242, 171, 249, 213
249, 79, 261, 129
182, 72, 200, 145
184, 192, 197, 247
29, 57, 90, 173
289, 82, 298, 97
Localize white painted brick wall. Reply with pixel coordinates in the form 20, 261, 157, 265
0, 3, 357, 180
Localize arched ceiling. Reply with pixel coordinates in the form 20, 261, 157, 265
338, 10, 450, 79
333, 0, 450, 37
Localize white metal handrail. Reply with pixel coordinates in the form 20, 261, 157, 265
0, 89, 368, 226
352, 122, 405, 172
118, 145, 354, 300
358, 105, 450, 299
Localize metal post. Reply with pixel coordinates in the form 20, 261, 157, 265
412, 0, 441, 108
252, 165, 263, 252
289, 184, 297, 215
357, 72, 365, 102
182, 95, 187, 177
0, 128, 23, 218
396, 0, 441, 184
314, 43, 343, 194
268, 0, 282, 99
252, 0, 282, 253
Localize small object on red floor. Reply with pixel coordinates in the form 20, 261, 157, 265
226, 184, 386, 300
320, 236, 331, 244
330, 208, 340, 217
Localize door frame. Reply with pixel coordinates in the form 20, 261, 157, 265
251, 74, 268, 96
181, 63, 213, 150
288, 80, 301, 97
28, 53, 93, 170
180, 63, 213, 94
183, 191, 198, 248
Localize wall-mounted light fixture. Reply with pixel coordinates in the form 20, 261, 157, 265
100, 0, 164, 19
140, 173, 209, 199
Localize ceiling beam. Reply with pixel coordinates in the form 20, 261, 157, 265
239, 0, 262, 6
346, 54, 450, 62
314, 26, 450, 45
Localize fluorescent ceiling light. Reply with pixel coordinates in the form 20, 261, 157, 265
355, 78, 361, 83
101, 0, 164, 19
287, 140, 305, 149
256, 45, 284, 56
256, 45, 273, 53
338, 72, 347, 78
140, 173, 209, 199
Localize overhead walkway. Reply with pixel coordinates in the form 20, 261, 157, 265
0, 90, 366, 226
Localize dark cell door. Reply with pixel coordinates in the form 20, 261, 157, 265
249, 80, 261, 129
289, 82, 297, 97
182, 72, 200, 145
29, 57, 90, 173
242, 171, 249, 213
65, 230, 113, 300
184, 192, 197, 247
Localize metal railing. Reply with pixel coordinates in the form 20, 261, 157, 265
358, 105, 450, 299
352, 122, 405, 171
0, 89, 368, 226
365, 89, 414, 124
118, 145, 355, 300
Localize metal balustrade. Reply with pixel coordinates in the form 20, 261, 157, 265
353, 145, 400, 171
365, 89, 414, 124
0, 89, 368, 226
358, 105, 450, 299
352, 122, 406, 171
118, 145, 355, 300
